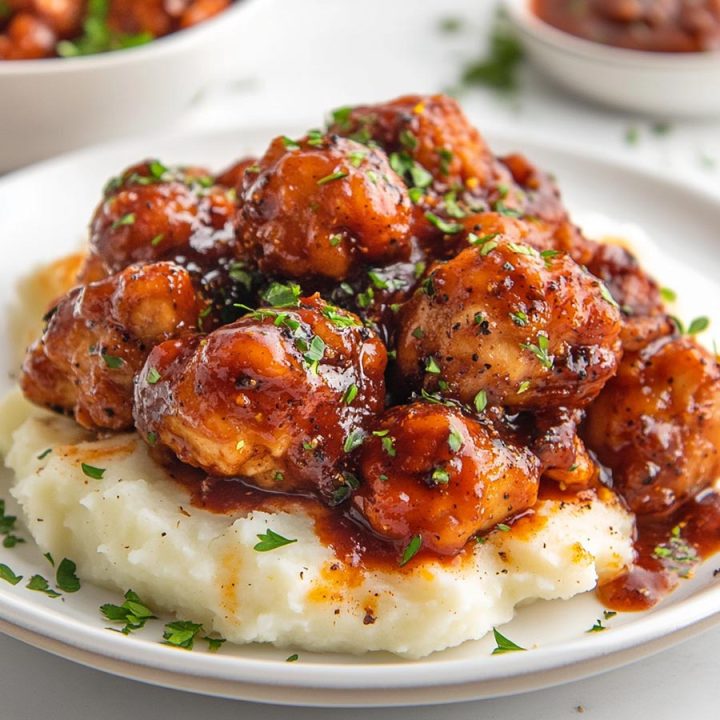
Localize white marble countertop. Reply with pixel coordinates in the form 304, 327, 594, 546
2, 0, 719, 716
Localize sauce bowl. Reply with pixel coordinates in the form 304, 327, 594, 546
503, 0, 720, 118
0, 0, 262, 173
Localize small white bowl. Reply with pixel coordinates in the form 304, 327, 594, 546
503, 0, 720, 118
0, 0, 262, 173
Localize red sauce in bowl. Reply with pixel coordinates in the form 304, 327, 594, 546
533, 0, 720, 53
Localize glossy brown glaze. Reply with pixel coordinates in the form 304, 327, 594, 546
583, 335, 720, 515
134, 294, 387, 501
21, 262, 201, 430
396, 240, 623, 411
354, 403, 540, 554
599, 490, 720, 610
534, 0, 720, 53
82, 160, 254, 327
239, 134, 412, 282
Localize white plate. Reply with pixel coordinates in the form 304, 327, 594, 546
0, 126, 719, 707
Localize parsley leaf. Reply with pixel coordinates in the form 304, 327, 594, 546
263, 282, 301, 308
101, 589, 156, 634
399, 534, 423, 566
254, 529, 298, 552
56, 558, 81, 593
0, 564, 22, 586
26, 575, 61, 598
81, 463, 105, 480
491, 627, 526, 654
163, 620, 203, 650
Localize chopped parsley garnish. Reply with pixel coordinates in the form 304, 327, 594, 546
26, 575, 61, 598
330, 106, 352, 129
443, 191, 466, 219
509, 310, 528, 327
286, 653, 299, 662
473, 390, 488, 413
493, 200, 522, 217
81, 463, 106, 480
597, 281, 619, 308
380, 435, 396, 457
56, 0, 154, 57
317, 170, 349, 186
652, 525, 698, 578
408, 187, 424, 204
0, 564, 22, 586
540, 249, 560, 267
56, 558, 81, 593
430, 467, 450, 485
147, 432, 158, 446
348, 150, 367, 168
468, 232, 499, 247
146, 367, 162, 385
517, 380, 531, 394
101, 589, 157, 634
496, 523, 510, 532
37, 448, 52, 460
321, 305, 361, 328
411, 327, 425, 339
448, 427, 463, 452
263, 281, 301, 308
303, 335, 326, 374
0, 499, 24, 549
205, 636, 226, 652
491, 628, 526, 654
424, 356, 442, 374
44, 553, 55, 566
331, 472, 360, 505
253, 529, 298, 552
399, 535, 423, 566
437, 148, 453, 176
462, 15, 523, 92
163, 620, 203, 650
521, 333, 553, 369
306, 129, 324, 147
282, 136, 300, 150
688, 316, 710, 335
425, 211, 463, 234
399, 129, 418, 150
367, 270, 388, 290
342, 384, 359, 405
587, 618, 607, 633
150, 234, 164, 247
102, 353, 124, 369
329, 233, 343, 247
111, 212, 135, 230
659, 287, 677, 303
479, 240, 499, 256
343, 428, 365, 453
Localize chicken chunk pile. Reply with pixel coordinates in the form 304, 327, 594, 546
20, 94, 720, 562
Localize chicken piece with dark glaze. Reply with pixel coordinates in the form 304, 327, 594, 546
134, 294, 387, 500
396, 239, 623, 411
81, 159, 252, 327
21, 262, 201, 431
353, 403, 540, 555
326, 94, 586, 259
238, 133, 412, 282
583, 335, 720, 515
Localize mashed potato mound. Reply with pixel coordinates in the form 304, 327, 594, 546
0, 391, 634, 658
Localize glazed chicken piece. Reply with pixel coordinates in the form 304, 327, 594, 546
82, 159, 250, 327
0, 11, 56, 59
107, 0, 230, 36
326, 94, 587, 260
396, 239, 623, 411
83, 160, 238, 281
583, 335, 720, 515
21, 262, 201, 431
584, 241, 674, 351
238, 133, 412, 282
354, 403, 541, 555
134, 293, 387, 500
527, 408, 598, 488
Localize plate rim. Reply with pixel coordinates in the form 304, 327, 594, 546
1, 124, 720, 699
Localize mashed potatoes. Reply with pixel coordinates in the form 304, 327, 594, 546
0, 390, 634, 658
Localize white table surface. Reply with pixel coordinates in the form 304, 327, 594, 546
2, 0, 719, 716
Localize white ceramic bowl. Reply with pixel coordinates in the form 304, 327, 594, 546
0, 0, 262, 173
503, 0, 720, 118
